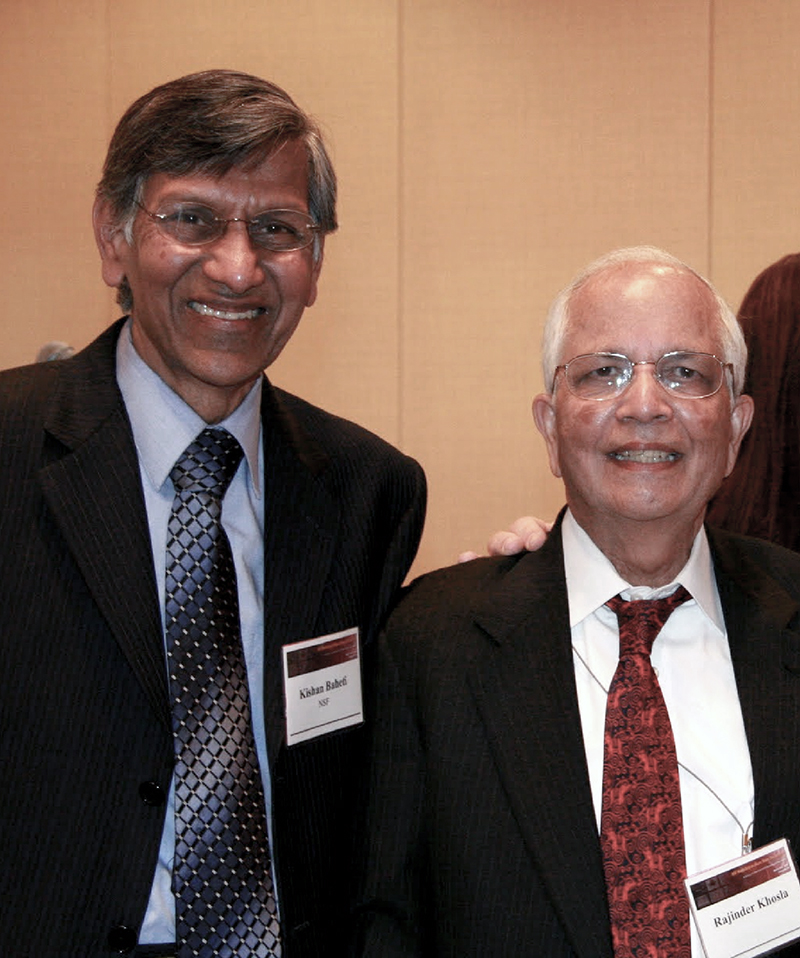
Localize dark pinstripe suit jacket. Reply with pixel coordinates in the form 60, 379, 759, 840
353, 519, 800, 958
0, 319, 426, 958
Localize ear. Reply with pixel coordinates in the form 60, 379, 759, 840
92, 196, 130, 290
305, 235, 325, 308
724, 393, 755, 477
532, 392, 562, 479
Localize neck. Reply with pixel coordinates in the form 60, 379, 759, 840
575, 511, 704, 587
183, 386, 251, 425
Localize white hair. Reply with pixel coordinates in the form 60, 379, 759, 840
540, 246, 748, 397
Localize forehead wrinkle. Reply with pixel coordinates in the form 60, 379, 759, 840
145, 181, 276, 214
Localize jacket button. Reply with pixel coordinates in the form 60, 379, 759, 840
139, 780, 166, 806
107, 924, 136, 953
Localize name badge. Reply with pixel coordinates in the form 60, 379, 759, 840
685, 838, 800, 958
282, 627, 363, 746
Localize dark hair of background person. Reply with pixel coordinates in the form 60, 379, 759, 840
707, 252, 800, 549
96, 68, 338, 312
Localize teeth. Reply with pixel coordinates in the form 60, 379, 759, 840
189, 301, 265, 320
612, 450, 678, 463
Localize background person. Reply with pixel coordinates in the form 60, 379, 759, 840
706, 251, 800, 548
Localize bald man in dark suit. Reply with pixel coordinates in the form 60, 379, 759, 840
354, 248, 800, 958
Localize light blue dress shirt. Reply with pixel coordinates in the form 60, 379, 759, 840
114, 321, 275, 945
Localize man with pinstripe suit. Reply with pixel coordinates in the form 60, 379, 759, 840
0, 70, 425, 957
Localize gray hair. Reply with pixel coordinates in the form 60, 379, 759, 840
540, 246, 747, 397
96, 69, 337, 312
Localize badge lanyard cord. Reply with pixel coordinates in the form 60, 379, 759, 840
573, 644, 754, 855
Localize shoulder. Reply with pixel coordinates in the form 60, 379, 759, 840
0, 323, 127, 487
265, 382, 426, 493
708, 525, 800, 601
0, 321, 121, 422
393, 555, 519, 620
268, 383, 418, 461
0, 362, 64, 463
376, 557, 517, 685
394, 517, 567, 620
383, 517, 568, 642
384, 550, 552, 653
376, 548, 568, 702
0, 358, 59, 411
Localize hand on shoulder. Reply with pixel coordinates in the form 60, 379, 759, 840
458, 515, 553, 562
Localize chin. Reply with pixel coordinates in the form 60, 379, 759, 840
603, 494, 687, 524
192, 351, 267, 384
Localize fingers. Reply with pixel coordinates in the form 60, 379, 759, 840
462, 516, 554, 561
486, 530, 527, 556
488, 517, 553, 556
458, 550, 481, 563
509, 516, 553, 551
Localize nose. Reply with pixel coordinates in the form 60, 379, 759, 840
615, 362, 673, 421
201, 222, 266, 292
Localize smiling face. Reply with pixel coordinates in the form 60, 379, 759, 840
93, 139, 322, 423
533, 262, 753, 552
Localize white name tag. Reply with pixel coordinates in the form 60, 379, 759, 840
685, 838, 800, 958
282, 627, 363, 746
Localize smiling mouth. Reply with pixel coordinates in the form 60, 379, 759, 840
189, 300, 267, 321
610, 449, 680, 463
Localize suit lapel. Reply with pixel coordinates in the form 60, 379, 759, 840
710, 529, 800, 847
469, 529, 613, 958
41, 352, 344, 755
39, 324, 168, 727
445, 523, 800, 956
259, 382, 340, 768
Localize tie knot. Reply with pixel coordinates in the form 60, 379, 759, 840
170, 428, 244, 500
606, 585, 691, 657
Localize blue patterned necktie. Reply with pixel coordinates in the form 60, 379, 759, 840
166, 427, 281, 958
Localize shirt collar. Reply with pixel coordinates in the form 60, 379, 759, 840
562, 508, 725, 634
115, 318, 263, 497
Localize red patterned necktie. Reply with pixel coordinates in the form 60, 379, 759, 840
601, 586, 691, 958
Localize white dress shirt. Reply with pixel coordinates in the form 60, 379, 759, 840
563, 509, 754, 956
115, 320, 273, 945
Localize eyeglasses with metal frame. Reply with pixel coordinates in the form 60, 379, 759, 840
136, 202, 321, 252
553, 351, 733, 401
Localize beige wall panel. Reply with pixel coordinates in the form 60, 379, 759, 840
1, 0, 108, 369
712, 0, 800, 309
401, 0, 712, 575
